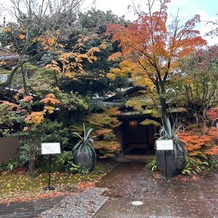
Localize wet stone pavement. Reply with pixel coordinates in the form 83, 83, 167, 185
93, 162, 218, 218
0, 161, 217, 217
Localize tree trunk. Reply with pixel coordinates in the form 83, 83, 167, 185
159, 95, 168, 128
28, 143, 36, 177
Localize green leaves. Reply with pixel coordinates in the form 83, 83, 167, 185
182, 156, 218, 176
72, 123, 96, 157
140, 119, 161, 127
157, 118, 188, 160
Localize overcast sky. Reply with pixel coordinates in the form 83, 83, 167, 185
1, 0, 217, 44
81, 0, 217, 20
82, 0, 217, 44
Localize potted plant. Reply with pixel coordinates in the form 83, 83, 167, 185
72, 124, 96, 172
156, 118, 187, 178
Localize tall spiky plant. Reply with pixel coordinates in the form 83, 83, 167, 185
72, 123, 96, 170
157, 118, 188, 160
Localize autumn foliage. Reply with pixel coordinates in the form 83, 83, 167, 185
179, 126, 218, 157
107, 0, 206, 89
85, 107, 121, 158
106, 0, 206, 128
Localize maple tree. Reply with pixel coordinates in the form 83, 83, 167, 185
179, 127, 218, 156
71, 107, 121, 159
173, 45, 218, 134
107, 0, 206, 129
86, 107, 121, 158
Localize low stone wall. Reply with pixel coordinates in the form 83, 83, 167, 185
0, 137, 20, 164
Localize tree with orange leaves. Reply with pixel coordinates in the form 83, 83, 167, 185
107, 0, 206, 129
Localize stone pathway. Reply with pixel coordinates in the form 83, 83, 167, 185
0, 162, 217, 217
94, 162, 218, 218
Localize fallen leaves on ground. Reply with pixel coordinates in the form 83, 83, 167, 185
176, 175, 200, 182
78, 181, 96, 191
0, 189, 71, 205
0, 161, 112, 205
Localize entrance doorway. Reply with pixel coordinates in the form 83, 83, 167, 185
121, 118, 156, 155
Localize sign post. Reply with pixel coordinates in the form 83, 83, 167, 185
156, 140, 174, 180
41, 142, 61, 190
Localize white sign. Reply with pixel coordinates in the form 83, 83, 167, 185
156, 140, 174, 150
41, 142, 61, 155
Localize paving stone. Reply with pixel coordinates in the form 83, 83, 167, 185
93, 198, 172, 218
33, 196, 64, 210
0, 196, 64, 218
170, 200, 214, 218
0, 201, 34, 216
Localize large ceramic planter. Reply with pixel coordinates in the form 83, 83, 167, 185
156, 148, 186, 178
72, 149, 96, 172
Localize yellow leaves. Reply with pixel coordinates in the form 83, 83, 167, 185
59, 52, 73, 62
140, 119, 161, 127
107, 72, 117, 80
25, 111, 45, 124
45, 64, 61, 73
100, 41, 108, 49
38, 35, 62, 52
40, 94, 60, 105
24, 94, 59, 125
108, 52, 122, 61
126, 99, 146, 112
48, 37, 56, 46
75, 54, 86, 63
108, 67, 130, 79
51, 60, 59, 65
18, 34, 26, 40
41, 33, 105, 81
65, 71, 76, 78
44, 106, 55, 114
2, 27, 12, 32
94, 140, 120, 151
85, 47, 100, 63
87, 55, 97, 63
133, 76, 155, 91
88, 113, 120, 128
78, 36, 90, 44
117, 59, 140, 77
87, 47, 100, 54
